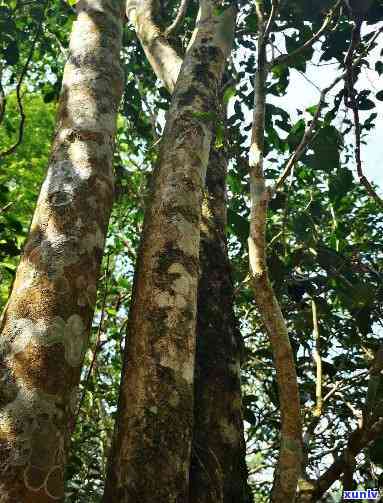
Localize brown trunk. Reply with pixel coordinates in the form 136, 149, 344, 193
0, 1, 124, 500
103, 2, 235, 501
248, 3, 302, 501
189, 143, 253, 503
121, 5, 250, 500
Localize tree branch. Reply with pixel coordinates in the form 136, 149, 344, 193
0, 73, 5, 126
269, 0, 342, 69
0, 1, 47, 159
126, 0, 182, 93
273, 67, 347, 192
73, 253, 111, 430
344, 22, 383, 208
164, 0, 190, 37
248, 2, 302, 501
312, 419, 383, 501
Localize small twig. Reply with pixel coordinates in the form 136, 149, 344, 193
269, 0, 342, 69
344, 25, 383, 207
263, 0, 279, 43
73, 254, 111, 427
0, 202, 14, 215
164, 0, 190, 38
0, 67, 5, 126
0, 0, 48, 159
273, 63, 355, 192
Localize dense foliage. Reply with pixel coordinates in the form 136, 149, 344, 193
1, 0, 382, 500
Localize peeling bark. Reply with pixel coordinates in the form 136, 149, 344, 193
189, 144, 253, 503
0, 1, 124, 500
103, 2, 235, 501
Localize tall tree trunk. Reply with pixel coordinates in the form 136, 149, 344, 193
103, 2, 235, 501
189, 142, 253, 503
120, 4, 250, 501
0, 1, 124, 500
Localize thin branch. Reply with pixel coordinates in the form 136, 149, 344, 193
312, 299, 323, 417
263, 0, 279, 44
126, 0, 182, 93
312, 419, 383, 501
344, 23, 383, 207
0, 67, 5, 126
248, 2, 302, 501
269, 0, 342, 69
73, 254, 111, 428
0, 1, 47, 159
273, 68, 347, 192
0, 202, 14, 215
164, 0, 190, 38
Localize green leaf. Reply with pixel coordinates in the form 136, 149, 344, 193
375, 61, 383, 76
328, 168, 354, 204
223, 85, 236, 105
227, 208, 249, 243
369, 439, 383, 465
376, 90, 383, 101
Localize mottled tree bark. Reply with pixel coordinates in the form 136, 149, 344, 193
122, 4, 250, 501
103, 2, 235, 501
189, 144, 253, 503
0, 1, 124, 501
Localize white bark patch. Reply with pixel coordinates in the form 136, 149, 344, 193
5, 315, 86, 367
39, 160, 88, 212
69, 16, 100, 54
156, 291, 174, 309
249, 143, 262, 169
174, 216, 199, 257
155, 264, 192, 310
0, 389, 63, 470
13, 262, 40, 293
156, 345, 194, 384
64, 314, 87, 367
76, 278, 97, 307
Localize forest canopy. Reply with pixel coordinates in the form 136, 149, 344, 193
0, 0, 383, 502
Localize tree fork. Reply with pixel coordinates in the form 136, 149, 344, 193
122, 4, 250, 499
103, 2, 236, 501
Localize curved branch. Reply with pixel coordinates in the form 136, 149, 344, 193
345, 22, 383, 208
269, 0, 342, 70
73, 254, 111, 430
248, 2, 302, 501
312, 419, 383, 501
164, 0, 190, 38
126, 0, 182, 93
